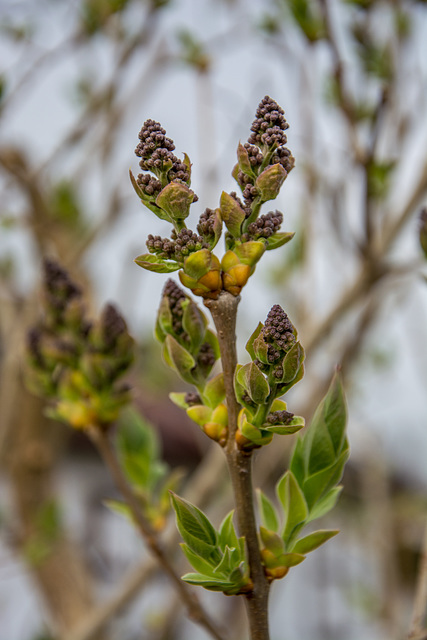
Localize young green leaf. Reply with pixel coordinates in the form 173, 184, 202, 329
182, 299, 207, 352
181, 573, 237, 592
163, 335, 196, 384
219, 191, 246, 237
304, 372, 347, 476
186, 404, 212, 427
117, 409, 165, 490
169, 392, 191, 410
260, 526, 285, 556
302, 448, 349, 510
280, 341, 305, 384
134, 254, 180, 273
218, 511, 239, 552
265, 231, 295, 251
292, 529, 339, 554
246, 322, 263, 360
236, 362, 270, 404
170, 493, 217, 550
180, 543, 217, 577
307, 486, 343, 522
256, 489, 280, 533
263, 415, 305, 435
202, 373, 225, 409
277, 470, 308, 546
104, 499, 133, 522
214, 546, 240, 576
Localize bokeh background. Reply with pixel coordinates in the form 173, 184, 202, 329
1, 0, 427, 639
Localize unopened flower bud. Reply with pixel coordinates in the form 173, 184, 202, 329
179, 250, 222, 299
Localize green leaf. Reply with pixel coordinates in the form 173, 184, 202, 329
156, 296, 173, 338
277, 362, 305, 396
218, 511, 239, 552
273, 552, 306, 568
255, 164, 287, 201
170, 493, 217, 549
156, 181, 195, 220
280, 342, 305, 384
234, 368, 256, 413
246, 322, 263, 360
264, 415, 305, 435
236, 362, 270, 404
182, 299, 207, 352
256, 489, 280, 533
214, 546, 240, 576
129, 170, 170, 221
307, 486, 343, 522
181, 573, 236, 591
134, 253, 180, 273
180, 543, 217, 576
240, 414, 273, 446
186, 404, 212, 427
292, 530, 339, 554
117, 409, 165, 490
234, 241, 266, 267
303, 373, 347, 476
237, 142, 257, 179
289, 434, 305, 487
277, 471, 308, 546
203, 329, 220, 361
252, 333, 270, 364
219, 191, 246, 237
260, 526, 285, 555
104, 499, 133, 522
163, 335, 196, 384
182, 152, 192, 185
182, 249, 212, 280
202, 373, 225, 409
266, 231, 295, 251
169, 392, 190, 410
303, 447, 349, 510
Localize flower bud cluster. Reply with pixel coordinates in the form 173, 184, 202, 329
196, 208, 222, 247
146, 229, 209, 263
136, 173, 162, 199
222, 96, 295, 240
248, 96, 289, 149
196, 342, 216, 369
271, 146, 295, 174
162, 278, 187, 335
262, 305, 296, 353
266, 410, 294, 425
134, 97, 296, 302
42, 259, 89, 331
157, 281, 228, 444
135, 119, 189, 183
157, 279, 218, 381
184, 391, 202, 406
241, 211, 283, 242
26, 260, 133, 430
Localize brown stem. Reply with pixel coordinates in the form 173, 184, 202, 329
87, 425, 227, 640
408, 519, 427, 639
205, 292, 270, 640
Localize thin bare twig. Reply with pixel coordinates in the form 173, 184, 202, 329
408, 519, 427, 639
62, 444, 227, 640
87, 425, 228, 640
